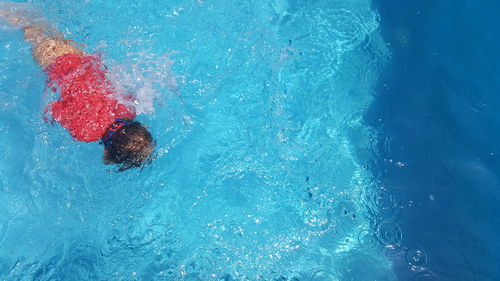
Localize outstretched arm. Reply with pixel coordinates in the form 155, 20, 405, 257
1, 5, 84, 68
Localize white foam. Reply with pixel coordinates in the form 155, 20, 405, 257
106, 51, 178, 115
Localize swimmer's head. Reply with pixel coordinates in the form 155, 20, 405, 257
102, 120, 154, 171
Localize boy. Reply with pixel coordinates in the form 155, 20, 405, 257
1, 5, 154, 171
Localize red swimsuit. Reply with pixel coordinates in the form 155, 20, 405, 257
45, 54, 135, 142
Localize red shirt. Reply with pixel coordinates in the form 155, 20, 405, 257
45, 54, 135, 142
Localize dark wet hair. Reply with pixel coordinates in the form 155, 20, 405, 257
103, 121, 154, 171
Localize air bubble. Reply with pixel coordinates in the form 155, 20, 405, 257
406, 248, 428, 271
369, 188, 401, 221
375, 221, 402, 247
356, 230, 377, 249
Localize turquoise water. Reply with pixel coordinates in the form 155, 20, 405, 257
0, 0, 393, 280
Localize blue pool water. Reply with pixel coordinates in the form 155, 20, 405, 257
370, 0, 500, 280
0, 0, 393, 280
0, 0, 497, 280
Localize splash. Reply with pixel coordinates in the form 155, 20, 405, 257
107, 51, 178, 116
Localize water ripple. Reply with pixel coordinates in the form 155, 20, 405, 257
406, 247, 428, 272
412, 272, 437, 281
375, 220, 403, 249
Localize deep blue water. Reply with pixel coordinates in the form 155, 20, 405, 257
370, 0, 500, 280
